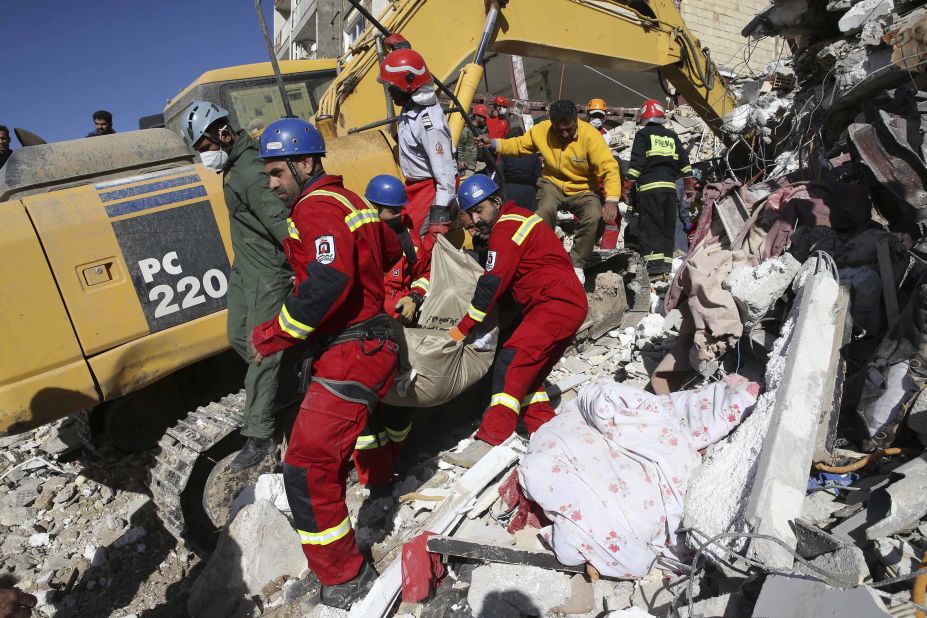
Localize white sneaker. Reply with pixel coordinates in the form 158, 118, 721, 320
574, 267, 586, 285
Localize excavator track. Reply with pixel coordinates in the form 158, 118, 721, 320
149, 390, 246, 542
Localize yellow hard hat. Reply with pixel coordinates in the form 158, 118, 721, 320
587, 98, 607, 113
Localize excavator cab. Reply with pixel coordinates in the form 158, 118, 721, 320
163, 60, 337, 138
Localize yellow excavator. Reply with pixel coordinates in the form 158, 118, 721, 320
0, 0, 734, 542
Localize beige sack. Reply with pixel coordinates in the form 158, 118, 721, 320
383, 235, 497, 407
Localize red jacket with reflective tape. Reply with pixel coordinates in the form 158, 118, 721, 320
384, 212, 431, 312
252, 175, 402, 356
456, 201, 587, 336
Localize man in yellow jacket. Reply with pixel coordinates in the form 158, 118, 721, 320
478, 99, 621, 282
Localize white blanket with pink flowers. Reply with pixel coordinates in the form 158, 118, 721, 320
519, 377, 758, 578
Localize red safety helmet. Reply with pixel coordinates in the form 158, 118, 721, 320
640, 99, 666, 120
493, 96, 510, 107
378, 49, 433, 93
471, 104, 489, 118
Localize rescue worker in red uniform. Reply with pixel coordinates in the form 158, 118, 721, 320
486, 95, 511, 140
444, 175, 588, 467
378, 49, 457, 236
351, 174, 430, 488
250, 118, 403, 609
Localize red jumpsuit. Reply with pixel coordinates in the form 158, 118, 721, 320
456, 201, 588, 444
252, 175, 402, 586
486, 116, 510, 140
353, 212, 433, 487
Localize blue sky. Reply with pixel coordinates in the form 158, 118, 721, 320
0, 1, 276, 144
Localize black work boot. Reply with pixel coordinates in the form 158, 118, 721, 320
230, 437, 275, 469
319, 561, 378, 610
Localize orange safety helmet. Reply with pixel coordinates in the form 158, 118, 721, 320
493, 95, 510, 107
471, 104, 489, 118
378, 49, 433, 93
587, 98, 607, 114
639, 99, 666, 120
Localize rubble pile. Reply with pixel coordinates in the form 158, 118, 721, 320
731, 0, 927, 180
605, 104, 725, 165
0, 419, 198, 617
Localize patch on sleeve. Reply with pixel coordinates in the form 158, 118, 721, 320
486, 250, 497, 272
435, 142, 444, 155
314, 235, 336, 265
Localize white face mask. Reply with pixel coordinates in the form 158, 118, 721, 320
589, 117, 604, 129
200, 149, 229, 172
498, 107, 508, 116
412, 83, 438, 107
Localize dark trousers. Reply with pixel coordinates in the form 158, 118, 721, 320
505, 182, 538, 211
637, 189, 676, 274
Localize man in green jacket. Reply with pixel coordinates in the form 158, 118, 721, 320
457, 104, 489, 177
181, 101, 294, 469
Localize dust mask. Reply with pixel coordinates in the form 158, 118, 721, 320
200, 149, 229, 172
498, 107, 508, 115
589, 117, 604, 129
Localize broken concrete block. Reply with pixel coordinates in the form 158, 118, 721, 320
188, 500, 306, 618
467, 563, 572, 617
797, 546, 870, 584
725, 254, 800, 328
838, 0, 893, 33
864, 453, 927, 539
551, 574, 594, 614
561, 356, 591, 375
676, 592, 751, 618
744, 271, 844, 568
752, 575, 891, 617
636, 313, 665, 342
801, 490, 844, 526
874, 538, 921, 577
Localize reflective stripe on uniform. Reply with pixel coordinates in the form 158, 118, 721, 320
386, 424, 412, 443
467, 303, 487, 322
664, 256, 674, 263
355, 431, 389, 450
681, 165, 692, 174
287, 217, 300, 241
521, 391, 550, 407
497, 213, 542, 246
645, 150, 679, 159
309, 189, 380, 232
297, 516, 352, 545
637, 181, 678, 192
644, 253, 665, 262
626, 168, 640, 179
412, 278, 430, 293
512, 215, 542, 246
278, 304, 314, 339
490, 392, 521, 414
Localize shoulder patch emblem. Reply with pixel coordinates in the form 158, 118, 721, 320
435, 142, 444, 155
315, 235, 336, 265
486, 250, 497, 272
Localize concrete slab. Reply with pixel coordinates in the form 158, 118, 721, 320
744, 271, 844, 569
752, 575, 891, 617
864, 453, 927, 539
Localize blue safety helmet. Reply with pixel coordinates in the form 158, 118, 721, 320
259, 117, 326, 159
457, 174, 500, 211
364, 174, 408, 209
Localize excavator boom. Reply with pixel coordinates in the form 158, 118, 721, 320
319, 0, 735, 140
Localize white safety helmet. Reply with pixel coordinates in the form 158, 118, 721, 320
179, 100, 230, 148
